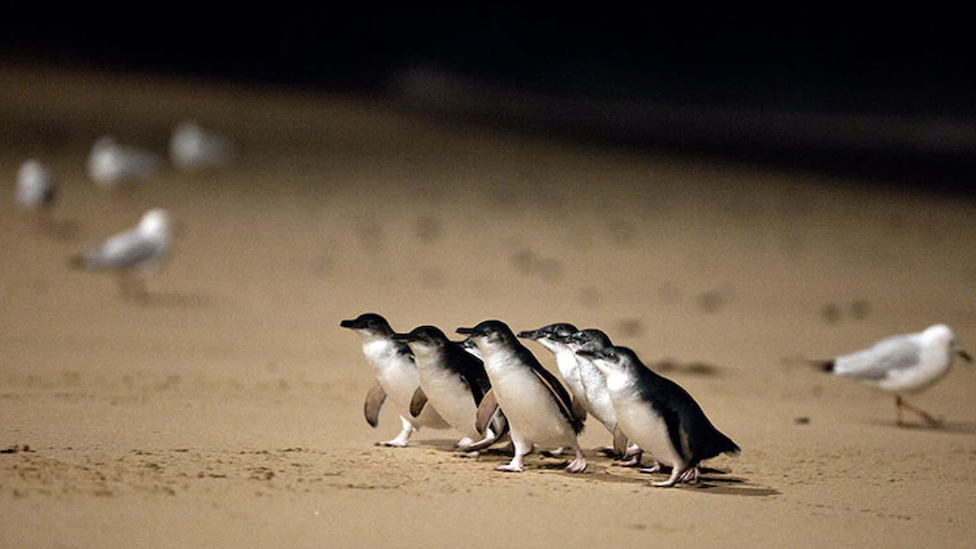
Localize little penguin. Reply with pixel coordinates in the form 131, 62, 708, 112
579, 345, 739, 487
520, 324, 638, 460
563, 329, 644, 465
516, 323, 585, 419
392, 325, 508, 452
457, 320, 587, 473
340, 313, 450, 446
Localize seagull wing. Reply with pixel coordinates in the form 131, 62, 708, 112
833, 336, 921, 381
74, 229, 162, 270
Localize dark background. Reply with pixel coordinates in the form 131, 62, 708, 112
2, 9, 974, 192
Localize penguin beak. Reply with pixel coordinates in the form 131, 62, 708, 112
575, 349, 598, 360
516, 329, 540, 340
391, 332, 412, 342
456, 327, 477, 336
339, 319, 356, 328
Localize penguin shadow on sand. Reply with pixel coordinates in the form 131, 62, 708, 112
433, 443, 779, 496
415, 439, 585, 469
589, 461, 779, 497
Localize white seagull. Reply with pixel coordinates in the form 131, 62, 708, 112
69, 208, 176, 299
15, 158, 57, 212
87, 136, 161, 188
169, 120, 234, 170
814, 324, 972, 427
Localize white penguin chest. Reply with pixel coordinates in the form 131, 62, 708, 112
485, 353, 574, 445
576, 358, 617, 429
606, 374, 684, 468
414, 357, 478, 434
555, 352, 587, 403
363, 340, 419, 403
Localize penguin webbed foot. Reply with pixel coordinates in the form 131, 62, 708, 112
679, 467, 701, 484
649, 465, 700, 487
540, 447, 564, 458
377, 424, 414, 447
613, 447, 644, 468
458, 428, 509, 453
376, 439, 410, 448
565, 449, 587, 474
638, 462, 662, 474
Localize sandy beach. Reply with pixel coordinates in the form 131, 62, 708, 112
2, 63, 976, 548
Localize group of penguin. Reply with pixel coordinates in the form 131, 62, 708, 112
340, 312, 740, 487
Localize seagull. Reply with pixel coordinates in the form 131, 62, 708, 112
169, 120, 234, 170
813, 324, 972, 427
87, 136, 161, 188
69, 208, 176, 300
15, 158, 56, 212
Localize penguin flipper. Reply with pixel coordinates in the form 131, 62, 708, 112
475, 389, 499, 434
364, 380, 387, 428
531, 367, 584, 434
409, 387, 429, 418
463, 410, 509, 451
612, 424, 629, 458
571, 397, 588, 424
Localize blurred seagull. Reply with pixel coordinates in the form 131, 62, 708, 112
15, 158, 57, 212
813, 324, 972, 427
87, 136, 161, 188
69, 208, 176, 300
169, 120, 234, 170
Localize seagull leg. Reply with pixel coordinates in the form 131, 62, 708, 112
119, 273, 148, 302
896, 395, 942, 428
